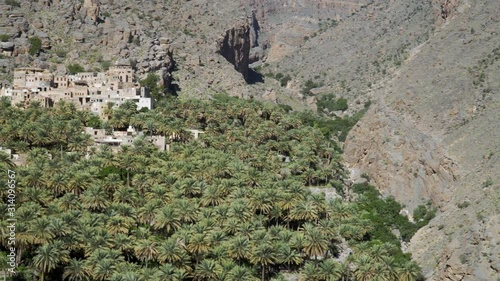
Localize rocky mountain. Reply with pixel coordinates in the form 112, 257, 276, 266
0, 0, 498, 280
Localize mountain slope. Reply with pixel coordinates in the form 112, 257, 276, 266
343, 0, 500, 279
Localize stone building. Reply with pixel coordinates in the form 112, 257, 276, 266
0, 61, 152, 114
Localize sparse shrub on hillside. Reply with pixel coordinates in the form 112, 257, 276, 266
280, 74, 291, 87
182, 28, 195, 37
67, 63, 85, 74
28, 36, 42, 55
54, 48, 67, 58
133, 36, 140, 46
360, 172, 370, 181
317, 94, 349, 112
301, 79, 322, 95
100, 61, 111, 71
129, 59, 137, 70
482, 177, 493, 188
263, 72, 292, 87
278, 104, 292, 112
0, 34, 10, 42
413, 202, 436, 228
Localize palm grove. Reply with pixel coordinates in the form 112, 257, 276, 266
0, 95, 426, 280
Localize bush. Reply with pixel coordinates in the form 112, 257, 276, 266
54, 48, 67, 58
0, 34, 10, 42
140, 73, 165, 101
100, 61, 112, 71
317, 94, 348, 112
482, 177, 493, 188
67, 63, 85, 75
28, 37, 42, 56
301, 79, 321, 95
360, 173, 370, 181
280, 74, 291, 87
278, 104, 293, 113
413, 203, 436, 228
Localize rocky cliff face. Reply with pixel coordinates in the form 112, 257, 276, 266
343, 1, 500, 279
217, 24, 251, 82
0, 0, 257, 98
344, 98, 457, 211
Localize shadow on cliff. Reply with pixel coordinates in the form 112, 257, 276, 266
246, 69, 264, 84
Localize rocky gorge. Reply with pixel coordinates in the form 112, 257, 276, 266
0, 0, 498, 280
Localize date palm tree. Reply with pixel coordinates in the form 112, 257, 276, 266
397, 261, 422, 281
134, 239, 158, 267
228, 265, 258, 281
0, 151, 15, 169
193, 259, 221, 281
81, 185, 109, 211
318, 259, 342, 281
62, 259, 90, 281
249, 243, 276, 281
302, 223, 329, 260
153, 205, 181, 234
227, 236, 250, 262
276, 243, 303, 270
33, 241, 69, 281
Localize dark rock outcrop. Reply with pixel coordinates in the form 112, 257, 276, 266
217, 24, 251, 82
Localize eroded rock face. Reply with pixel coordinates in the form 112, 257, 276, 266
82, 0, 100, 23
343, 1, 499, 279
217, 24, 251, 82
438, 0, 459, 20
344, 99, 457, 211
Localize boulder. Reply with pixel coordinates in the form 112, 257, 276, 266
0, 42, 14, 50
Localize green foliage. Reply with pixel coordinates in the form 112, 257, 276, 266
317, 94, 349, 112
86, 113, 103, 129
278, 104, 293, 113
360, 173, 370, 181
0, 96, 423, 280
182, 28, 195, 37
28, 36, 42, 55
0, 101, 92, 152
353, 183, 420, 243
140, 73, 165, 101
0, 34, 10, 42
297, 102, 368, 142
457, 201, 470, 209
100, 61, 112, 71
280, 74, 292, 87
301, 79, 322, 95
413, 203, 436, 228
67, 63, 85, 75
53, 48, 67, 58
265, 72, 292, 87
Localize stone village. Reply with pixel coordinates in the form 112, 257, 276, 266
0, 61, 203, 157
